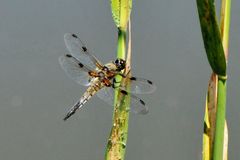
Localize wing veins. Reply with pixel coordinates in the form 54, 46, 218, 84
64, 33, 104, 70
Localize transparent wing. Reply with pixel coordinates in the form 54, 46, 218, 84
119, 89, 149, 114
96, 87, 148, 114
64, 33, 103, 69
96, 87, 114, 106
59, 54, 93, 86
120, 77, 157, 94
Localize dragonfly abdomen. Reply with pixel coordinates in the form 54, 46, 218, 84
80, 80, 105, 108
63, 80, 104, 121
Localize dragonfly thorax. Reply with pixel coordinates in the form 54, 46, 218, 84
104, 63, 118, 72
98, 71, 105, 80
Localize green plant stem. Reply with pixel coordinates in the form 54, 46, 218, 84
213, 78, 227, 160
115, 29, 127, 104
105, 28, 129, 160
117, 28, 127, 59
212, 0, 231, 159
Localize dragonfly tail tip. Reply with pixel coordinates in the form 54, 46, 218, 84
63, 112, 73, 121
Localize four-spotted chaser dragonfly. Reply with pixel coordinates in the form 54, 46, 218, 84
59, 33, 156, 121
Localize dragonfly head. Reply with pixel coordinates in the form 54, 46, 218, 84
114, 58, 126, 71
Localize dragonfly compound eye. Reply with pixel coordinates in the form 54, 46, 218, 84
120, 59, 126, 65
115, 59, 119, 64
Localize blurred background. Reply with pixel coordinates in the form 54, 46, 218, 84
0, 0, 239, 159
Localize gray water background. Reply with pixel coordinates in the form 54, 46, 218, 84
0, 0, 240, 159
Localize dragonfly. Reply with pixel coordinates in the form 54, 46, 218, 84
59, 33, 156, 121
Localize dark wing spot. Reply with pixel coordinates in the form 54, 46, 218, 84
139, 99, 145, 106
78, 63, 84, 68
147, 80, 153, 85
65, 54, 72, 58
72, 34, 78, 38
130, 77, 137, 81
82, 46, 87, 52
120, 90, 128, 95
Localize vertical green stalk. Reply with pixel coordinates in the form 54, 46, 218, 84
105, 0, 132, 159
197, 0, 231, 159
105, 28, 129, 160
213, 0, 231, 159
117, 29, 126, 59
213, 78, 227, 160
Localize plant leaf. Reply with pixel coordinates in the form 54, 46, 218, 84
110, 0, 132, 30
197, 0, 226, 76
